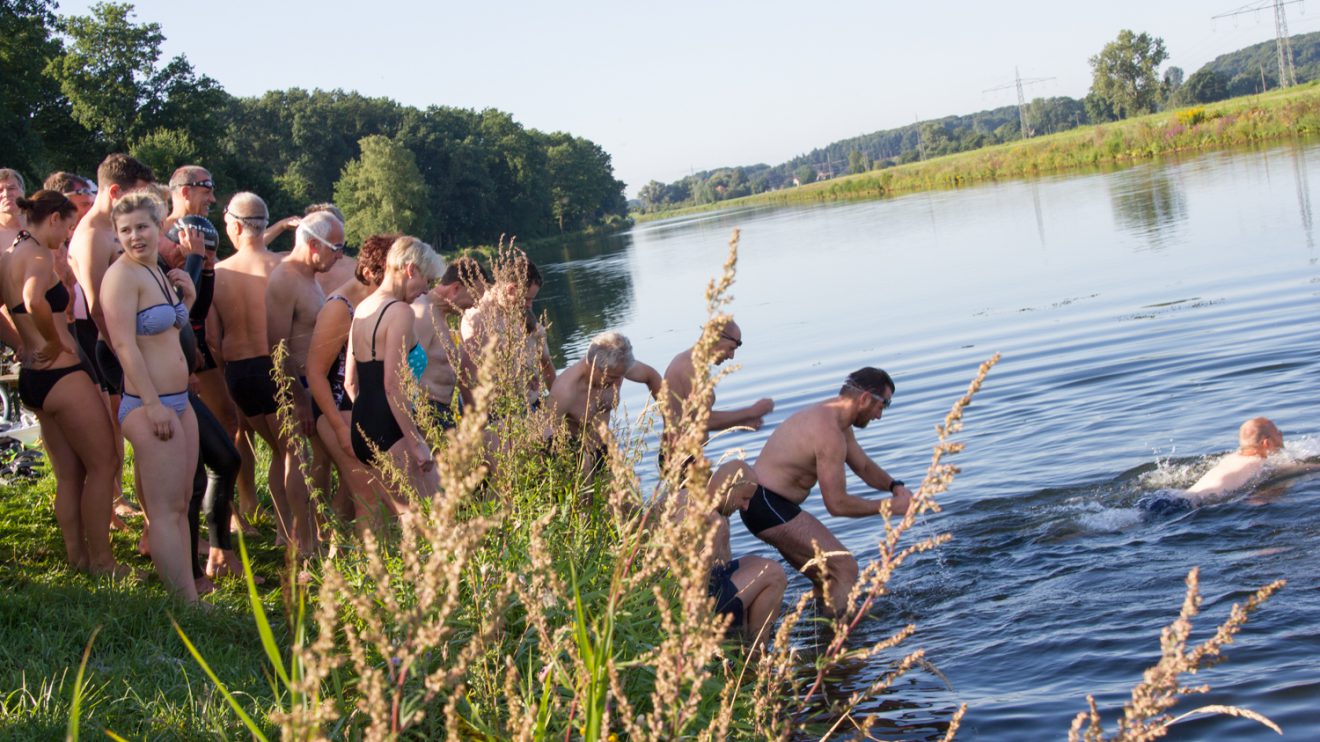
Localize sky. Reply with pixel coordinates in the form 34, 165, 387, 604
52, 0, 1320, 196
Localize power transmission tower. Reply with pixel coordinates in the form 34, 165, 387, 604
983, 67, 1055, 138
1213, 0, 1304, 88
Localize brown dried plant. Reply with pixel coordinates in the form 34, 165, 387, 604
1068, 567, 1285, 742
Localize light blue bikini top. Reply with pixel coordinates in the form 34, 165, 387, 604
137, 265, 188, 336
407, 341, 428, 380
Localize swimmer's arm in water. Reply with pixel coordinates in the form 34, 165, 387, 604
1257, 460, 1320, 489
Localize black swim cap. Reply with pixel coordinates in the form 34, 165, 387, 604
166, 215, 219, 250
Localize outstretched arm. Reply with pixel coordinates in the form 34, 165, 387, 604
626, 361, 662, 400
707, 398, 775, 432
844, 429, 913, 513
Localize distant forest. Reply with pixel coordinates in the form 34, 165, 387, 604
1, 1, 628, 249
636, 31, 1320, 212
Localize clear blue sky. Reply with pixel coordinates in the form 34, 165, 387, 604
55, 0, 1319, 196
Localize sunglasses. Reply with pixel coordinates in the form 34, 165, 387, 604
719, 332, 743, 348
184, 179, 215, 190
68, 187, 96, 197
847, 382, 892, 409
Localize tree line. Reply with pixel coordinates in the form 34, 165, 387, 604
637, 29, 1320, 213
0, 1, 628, 248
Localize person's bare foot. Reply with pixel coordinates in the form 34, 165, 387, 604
110, 511, 128, 531
194, 575, 216, 596
137, 531, 151, 558
114, 495, 140, 518
87, 561, 142, 580
207, 548, 264, 584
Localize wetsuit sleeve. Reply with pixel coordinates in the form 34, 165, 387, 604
190, 268, 214, 324
183, 253, 205, 288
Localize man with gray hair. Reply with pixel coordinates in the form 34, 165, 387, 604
548, 331, 662, 475
263, 210, 344, 554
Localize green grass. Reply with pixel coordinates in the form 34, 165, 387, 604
636, 82, 1320, 223
0, 463, 288, 740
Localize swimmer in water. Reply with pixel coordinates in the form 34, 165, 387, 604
1142, 417, 1317, 515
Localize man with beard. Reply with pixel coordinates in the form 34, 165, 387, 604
746, 367, 913, 618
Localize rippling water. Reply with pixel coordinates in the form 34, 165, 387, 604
523, 140, 1320, 739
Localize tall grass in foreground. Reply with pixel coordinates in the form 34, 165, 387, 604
164, 232, 991, 739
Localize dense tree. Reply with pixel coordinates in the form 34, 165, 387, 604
794, 165, 816, 185
1174, 69, 1230, 106
1087, 29, 1169, 119
47, 2, 227, 155
333, 135, 430, 245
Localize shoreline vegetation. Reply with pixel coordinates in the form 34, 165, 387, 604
633, 83, 1320, 224
0, 241, 1288, 740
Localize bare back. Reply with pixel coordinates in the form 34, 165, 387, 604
413, 295, 458, 402
753, 402, 847, 503
68, 214, 122, 334
213, 248, 281, 360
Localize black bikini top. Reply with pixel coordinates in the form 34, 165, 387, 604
8, 231, 71, 315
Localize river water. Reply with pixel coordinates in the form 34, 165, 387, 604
522, 140, 1320, 739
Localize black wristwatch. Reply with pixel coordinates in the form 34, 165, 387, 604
888, 479, 905, 492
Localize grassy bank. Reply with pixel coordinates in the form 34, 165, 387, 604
636, 83, 1320, 223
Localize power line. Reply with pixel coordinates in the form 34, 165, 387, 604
1213, 0, 1305, 87
983, 67, 1055, 138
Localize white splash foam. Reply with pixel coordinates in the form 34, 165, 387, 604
1076, 507, 1144, 532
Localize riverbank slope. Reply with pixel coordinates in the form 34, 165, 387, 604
636, 82, 1320, 222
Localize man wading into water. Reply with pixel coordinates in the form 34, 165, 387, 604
746, 367, 913, 618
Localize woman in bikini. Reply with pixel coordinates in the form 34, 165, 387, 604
103, 192, 199, 601
0, 190, 122, 575
347, 236, 443, 503
306, 233, 393, 533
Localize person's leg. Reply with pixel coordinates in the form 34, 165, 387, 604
265, 411, 315, 557
36, 409, 87, 570
756, 513, 858, 619
46, 370, 120, 574
123, 407, 198, 602
317, 412, 372, 523
191, 395, 239, 578
729, 555, 787, 649
198, 366, 257, 529
243, 412, 287, 543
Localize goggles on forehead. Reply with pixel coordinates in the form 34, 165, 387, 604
300, 226, 346, 252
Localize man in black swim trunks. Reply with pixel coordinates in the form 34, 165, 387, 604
747, 367, 913, 619
662, 460, 787, 650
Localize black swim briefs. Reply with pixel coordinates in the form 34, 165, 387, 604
1137, 492, 1194, 517
739, 484, 803, 536
708, 559, 744, 629
223, 355, 280, 418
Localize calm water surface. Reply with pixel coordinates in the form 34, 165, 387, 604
524, 141, 1320, 739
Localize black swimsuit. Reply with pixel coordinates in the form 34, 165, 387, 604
739, 484, 804, 536
10, 231, 91, 411
351, 301, 406, 463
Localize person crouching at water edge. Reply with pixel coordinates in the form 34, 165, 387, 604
656, 460, 787, 652
747, 367, 912, 619
547, 331, 661, 478
1141, 417, 1320, 515
348, 236, 445, 505
103, 192, 200, 602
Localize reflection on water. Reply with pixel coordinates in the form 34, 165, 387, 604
528, 141, 1320, 739
523, 233, 636, 367
1107, 164, 1188, 250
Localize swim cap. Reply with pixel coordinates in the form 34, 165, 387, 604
166, 215, 219, 250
